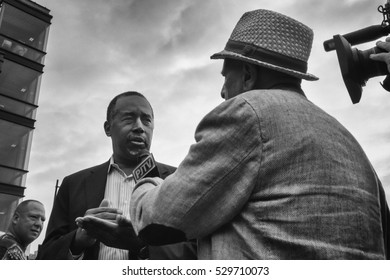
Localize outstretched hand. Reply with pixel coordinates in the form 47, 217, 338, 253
71, 199, 124, 254
75, 214, 144, 251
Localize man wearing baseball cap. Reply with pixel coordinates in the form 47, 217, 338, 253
128, 9, 388, 259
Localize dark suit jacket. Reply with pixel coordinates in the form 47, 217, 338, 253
37, 160, 197, 260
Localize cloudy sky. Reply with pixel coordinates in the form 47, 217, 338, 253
24, 0, 390, 252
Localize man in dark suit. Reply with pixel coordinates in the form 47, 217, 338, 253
37, 91, 196, 260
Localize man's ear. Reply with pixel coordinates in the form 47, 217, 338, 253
104, 121, 111, 137
242, 63, 257, 91
12, 212, 20, 225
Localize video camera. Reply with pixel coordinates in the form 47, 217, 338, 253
324, 0, 390, 104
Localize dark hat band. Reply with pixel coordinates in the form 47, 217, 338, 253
225, 40, 308, 73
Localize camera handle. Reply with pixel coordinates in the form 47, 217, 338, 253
379, 0, 390, 27
324, 1, 390, 52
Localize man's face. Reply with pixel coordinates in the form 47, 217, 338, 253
105, 95, 154, 163
13, 202, 45, 246
220, 59, 245, 100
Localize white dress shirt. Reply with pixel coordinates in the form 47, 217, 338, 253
98, 157, 135, 260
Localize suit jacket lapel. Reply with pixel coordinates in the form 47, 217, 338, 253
85, 161, 110, 209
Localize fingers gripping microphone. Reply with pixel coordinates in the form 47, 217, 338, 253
132, 153, 159, 183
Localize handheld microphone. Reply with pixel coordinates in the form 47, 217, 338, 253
132, 153, 159, 183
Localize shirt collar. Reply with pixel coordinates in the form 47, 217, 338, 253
3, 232, 26, 251
107, 156, 134, 178
107, 156, 115, 174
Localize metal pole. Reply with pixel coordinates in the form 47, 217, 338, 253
54, 179, 59, 202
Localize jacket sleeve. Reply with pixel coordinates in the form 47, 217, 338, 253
131, 96, 263, 244
37, 176, 86, 260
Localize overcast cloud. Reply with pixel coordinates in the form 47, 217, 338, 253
24, 0, 390, 252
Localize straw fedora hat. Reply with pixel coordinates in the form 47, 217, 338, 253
211, 9, 318, 81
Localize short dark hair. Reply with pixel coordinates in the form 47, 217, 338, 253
106, 91, 154, 123
14, 200, 43, 215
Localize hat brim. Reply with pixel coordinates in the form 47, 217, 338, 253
211, 50, 319, 81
